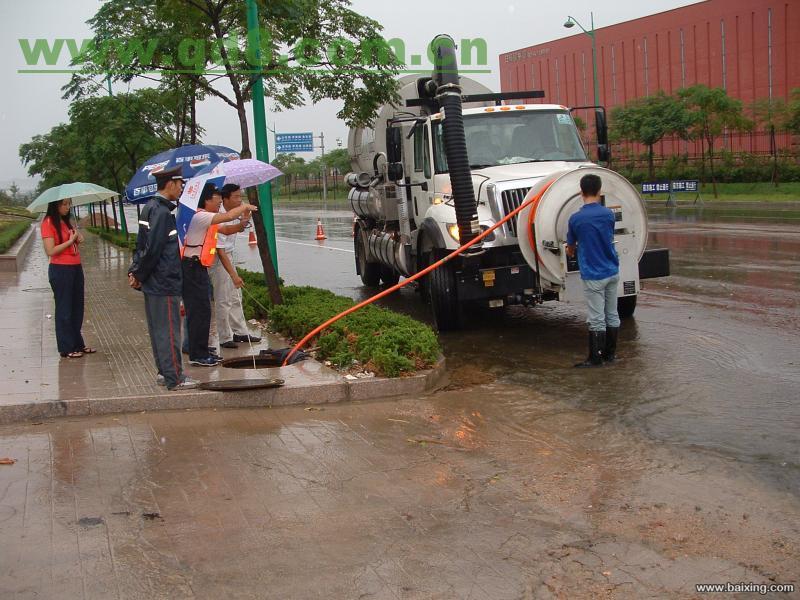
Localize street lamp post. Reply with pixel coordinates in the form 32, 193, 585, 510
564, 12, 599, 107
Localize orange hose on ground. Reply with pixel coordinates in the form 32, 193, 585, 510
282, 179, 555, 366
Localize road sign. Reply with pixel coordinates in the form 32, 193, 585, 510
275, 132, 314, 153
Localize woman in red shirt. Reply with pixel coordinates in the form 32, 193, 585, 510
41, 199, 96, 358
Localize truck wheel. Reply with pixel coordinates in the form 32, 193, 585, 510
416, 250, 432, 303
380, 266, 400, 286
617, 295, 637, 318
355, 228, 381, 287
429, 260, 462, 331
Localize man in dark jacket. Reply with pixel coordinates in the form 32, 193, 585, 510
566, 173, 621, 368
128, 165, 198, 390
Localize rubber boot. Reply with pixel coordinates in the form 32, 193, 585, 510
574, 331, 605, 368
604, 327, 619, 362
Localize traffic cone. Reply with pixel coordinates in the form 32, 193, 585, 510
315, 218, 327, 241
248, 230, 257, 245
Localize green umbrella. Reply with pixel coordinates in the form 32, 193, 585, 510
26, 182, 119, 212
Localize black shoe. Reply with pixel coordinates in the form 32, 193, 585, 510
233, 333, 261, 343
604, 327, 619, 362
574, 331, 605, 368
220, 340, 238, 349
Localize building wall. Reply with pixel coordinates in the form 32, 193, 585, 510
499, 0, 799, 156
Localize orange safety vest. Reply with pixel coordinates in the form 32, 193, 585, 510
180, 209, 219, 267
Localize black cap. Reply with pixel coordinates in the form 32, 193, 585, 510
153, 164, 184, 182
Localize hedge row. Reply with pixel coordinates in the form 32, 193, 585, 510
86, 226, 137, 250
613, 153, 800, 184
238, 269, 441, 377
0, 220, 32, 254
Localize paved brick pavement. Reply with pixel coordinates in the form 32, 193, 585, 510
0, 231, 442, 423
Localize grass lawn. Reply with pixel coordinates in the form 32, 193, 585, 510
0, 220, 33, 253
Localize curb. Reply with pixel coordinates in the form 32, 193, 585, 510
0, 223, 36, 273
0, 357, 447, 425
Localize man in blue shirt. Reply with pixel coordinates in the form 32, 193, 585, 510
566, 174, 620, 367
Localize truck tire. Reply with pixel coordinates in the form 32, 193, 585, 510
355, 228, 381, 287
618, 295, 637, 318
429, 260, 462, 331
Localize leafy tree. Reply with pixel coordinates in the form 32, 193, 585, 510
750, 97, 788, 186
66, 0, 400, 166
20, 90, 195, 195
678, 85, 752, 197
271, 152, 305, 191
323, 148, 351, 175
66, 0, 401, 300
611, 92, 690, 180
785, 88, 800, 135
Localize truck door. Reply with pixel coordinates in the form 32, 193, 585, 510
412, 122, 433, 221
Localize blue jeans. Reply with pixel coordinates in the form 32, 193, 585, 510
582, 274, 621, 331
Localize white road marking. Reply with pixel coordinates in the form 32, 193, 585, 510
276, 237, 354, 253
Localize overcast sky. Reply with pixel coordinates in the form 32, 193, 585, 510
0, 0, 699, 190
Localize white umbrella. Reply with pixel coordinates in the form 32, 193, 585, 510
212, 159, 283, 189
26, 182, 119, 212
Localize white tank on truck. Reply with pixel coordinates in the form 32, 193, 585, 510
347, 35, 669, 330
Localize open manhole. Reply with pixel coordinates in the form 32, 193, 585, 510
221, 355, 283, 369
199, 378, 284, 391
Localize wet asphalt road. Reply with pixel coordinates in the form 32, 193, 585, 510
236, 203, 800, 494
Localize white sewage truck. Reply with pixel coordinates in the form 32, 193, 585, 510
347, 35, 670, 330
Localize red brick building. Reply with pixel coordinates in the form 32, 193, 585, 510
499, 0, 800, 155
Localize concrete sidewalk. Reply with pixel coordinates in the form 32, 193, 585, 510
0, 231, 444, 424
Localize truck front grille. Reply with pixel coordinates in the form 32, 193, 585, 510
500, 187, 531, 237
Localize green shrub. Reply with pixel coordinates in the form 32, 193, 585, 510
238, 271, 441, 377
0, 220, 32, 253
87, 226, 136, 250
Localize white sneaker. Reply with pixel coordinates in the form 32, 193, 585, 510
170, 376, 200, 391
156, 374, 166, 386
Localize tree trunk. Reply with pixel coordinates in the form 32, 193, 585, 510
770, 125, 778, 187
707, 135, 718, 199
110, 197, 119, 233
236, 101, 283, 306
190, 88, 198, 145
648, 144, 655, 180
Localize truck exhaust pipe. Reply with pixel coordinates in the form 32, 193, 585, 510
430, 34, 481, 251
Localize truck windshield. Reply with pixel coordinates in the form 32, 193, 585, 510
433, 110, 587, 171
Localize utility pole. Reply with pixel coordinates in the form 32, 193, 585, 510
564, 12, 600, 108
246, 0, 282, 293
318, 132, 327, 213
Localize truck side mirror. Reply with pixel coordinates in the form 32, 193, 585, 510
595, 109, 610, 162
386, 127, 402, 163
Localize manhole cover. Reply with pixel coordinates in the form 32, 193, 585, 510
199, 378, 284, 391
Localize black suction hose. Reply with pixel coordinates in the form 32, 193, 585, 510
431, 34, 481, 250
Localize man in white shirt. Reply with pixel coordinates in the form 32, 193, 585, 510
209, 184, 263, 353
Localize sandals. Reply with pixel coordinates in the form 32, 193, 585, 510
81, 347, 97, 354
61, 351, 84, 358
